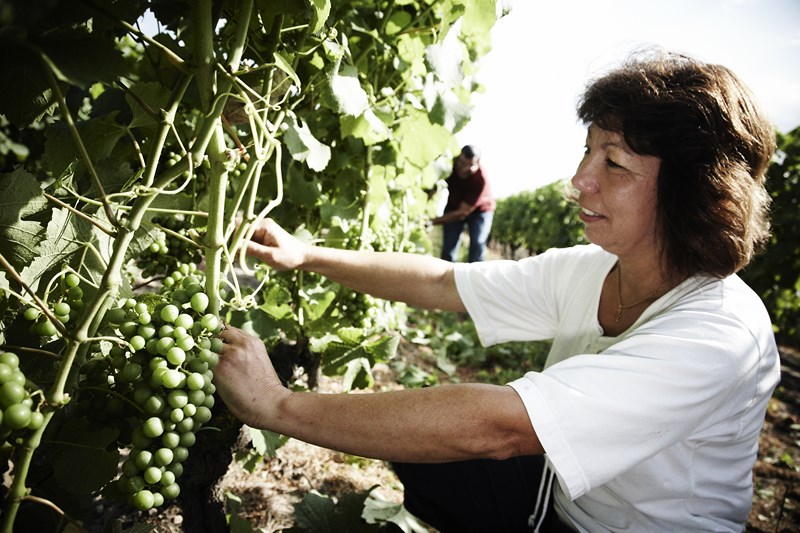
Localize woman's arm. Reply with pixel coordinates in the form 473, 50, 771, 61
214, 327, 543, 462
246, 218, 466, 312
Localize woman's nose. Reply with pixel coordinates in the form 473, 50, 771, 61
571, 157, 599, 194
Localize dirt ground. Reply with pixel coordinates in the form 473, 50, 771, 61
202, 342, 800, 533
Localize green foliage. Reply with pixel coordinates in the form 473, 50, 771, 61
740, 127, 800, 345
491, 179, 586, 257
405, 310, 550, 385
0, 0, 502, 529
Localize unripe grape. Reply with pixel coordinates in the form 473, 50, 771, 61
191, 292, 208, 313
166, 347, 186, 366
174, 314, 193, 330
160, 305, 180, 324
133, 489, 155, 511
161, 483, 180, 500
143, 466, 162, 484
134, 450, 153, 470
142, 416, 164, 438
153, 447, 175, 466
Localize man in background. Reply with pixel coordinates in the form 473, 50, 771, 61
432, 145, 496, 262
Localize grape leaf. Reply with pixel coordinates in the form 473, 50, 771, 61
39, 27, 127, 89
325, 63, 369, 117
126, 81, 173, 128
287, 489, 401, 533
44, 113, 128, 178
0, 168, 49, 270
394, 111, 452, 168
306, 0, 332, 35
283, 115, 332, 172
424, 28, 463, 89
50, 417, 120, 499
18, 207, 94, 291
0, 39, 55, 128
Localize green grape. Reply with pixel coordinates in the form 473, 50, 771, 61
160, 470, 176, 487
153, 447, 175, 466
27, 411, 44, 430
23, 307, 40, 321
210, 337, 224, 353
132, 489, 155, 511
174, 313, 193, 330
176, 335, 195, 352
3, 403, 32, 429
65, 273, 80, 287
186, 373, 205, 391
152, 492, 165, 508
160, 369, 184, 389
193, 406, 212, 424
121, 458, 139, 478
144, 395, 166, 416
166, 347, 186, 366
160, 304, 180, 324
176, 418, 193, 434
142, 417, 164, 438
37, 319, 58, 337
106, 307, 127, 325
200, 313, 220, 332
134, 450, 153, 470
0, 382, 26, 408
172, 446, 190, 463
161, 432, 180, 450
130, 335, 146, 352
179, 431, 196, 448
0, 364, 11, 384
161, 483, 180, 500
124, 475, 146, 495
67, 286, 83, 301
167, 390, 188, 409
53, 302, 70, 316
169, 408, 184, 423
118, 362, 143, 383
156, 337, 175, 355
143, 466, 162, 484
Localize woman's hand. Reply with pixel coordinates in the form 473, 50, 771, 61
246, 218, 309, 271
212, 326, 289, 429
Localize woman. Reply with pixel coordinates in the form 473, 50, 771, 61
213, 49, 780, 532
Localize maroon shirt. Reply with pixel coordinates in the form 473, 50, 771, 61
444, 165, 496, 213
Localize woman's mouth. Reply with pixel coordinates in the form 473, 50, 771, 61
579, 206, 605, 222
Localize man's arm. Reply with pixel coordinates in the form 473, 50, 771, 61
431, 201, 478, 226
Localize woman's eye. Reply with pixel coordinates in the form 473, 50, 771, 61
606, 158, 623, 169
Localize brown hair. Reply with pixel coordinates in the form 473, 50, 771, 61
577, 48, 776, 278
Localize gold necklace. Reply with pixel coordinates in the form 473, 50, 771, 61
615, 264, 661, 323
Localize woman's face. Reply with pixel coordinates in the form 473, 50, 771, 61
571, 125, 662, 259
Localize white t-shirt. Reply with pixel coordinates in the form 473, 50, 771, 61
454, 244, 780, 532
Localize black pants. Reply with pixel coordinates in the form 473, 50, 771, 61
392, 456, 573, 533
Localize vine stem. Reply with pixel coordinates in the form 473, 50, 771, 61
0, 253, 68, 338
38, 53, 118, 228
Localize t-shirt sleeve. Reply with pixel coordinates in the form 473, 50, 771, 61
454, 245, 607, 347
453, 254, 561, 346
508, 312, 764, 500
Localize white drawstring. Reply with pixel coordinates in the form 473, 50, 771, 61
528, 458, 556, 532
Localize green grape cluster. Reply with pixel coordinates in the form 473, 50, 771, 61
82, 263, 222, 511
0, 351, 44, 441
22, 272, 84, 338
138, 215, 202, 278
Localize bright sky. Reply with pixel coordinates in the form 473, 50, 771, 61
456, 0, 800, 198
